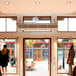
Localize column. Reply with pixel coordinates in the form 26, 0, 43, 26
17, 37, 23, 76
51, 37, 57, 76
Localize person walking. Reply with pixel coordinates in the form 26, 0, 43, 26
1, 45, 9, 76
67, 44, 75, 76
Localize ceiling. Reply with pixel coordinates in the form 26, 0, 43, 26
0, 0, 76, 16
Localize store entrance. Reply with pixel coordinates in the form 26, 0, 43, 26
23, 38, 51, 76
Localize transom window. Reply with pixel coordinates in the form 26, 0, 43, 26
23, 16, 51, 25
0, 17, 17, 32
58, 16, 76, 31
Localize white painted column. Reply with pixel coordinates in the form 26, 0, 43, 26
17, 37, 23, 76
51, 37, 57, 76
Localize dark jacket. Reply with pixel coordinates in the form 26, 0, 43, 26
67, 49, 75, 65
0, 51, 2, 65
0, 49, 9, 67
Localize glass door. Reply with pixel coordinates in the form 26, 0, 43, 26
24, 39, 51, 76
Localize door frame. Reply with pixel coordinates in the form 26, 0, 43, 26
23, 38, 51, 76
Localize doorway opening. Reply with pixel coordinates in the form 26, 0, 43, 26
23, 38, 51, 76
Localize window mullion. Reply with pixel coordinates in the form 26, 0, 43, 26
67, 18, 69, 31
5, 18, 7, 32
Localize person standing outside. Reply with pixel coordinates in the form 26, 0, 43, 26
67, 44, 75, 76
1, 45, 9, 76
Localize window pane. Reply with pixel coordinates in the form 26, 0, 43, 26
58, 18, 68, 31
69, 18, 76, 31
0, 18, 5, 32
0, 39, 17, 73
24, 20, 33, 23
58, 49, 63, 73
24, 20, 50, 24
57, 39, 76, 73
7, 18, 16, 32
36, 20, 50, 24
24, 16, 51, 25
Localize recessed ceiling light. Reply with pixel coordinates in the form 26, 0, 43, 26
35, 1, 40, 5
66, 1, 71, 5
4, 1, 9, 5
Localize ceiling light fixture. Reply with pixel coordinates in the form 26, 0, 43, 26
66, 1, 71, 5
35, 1, 40, 5
4, 1, 9, 5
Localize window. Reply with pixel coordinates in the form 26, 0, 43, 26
69, 18, 76, 31
23, 16, 51, 25
0, 17, 17, 32
58, 17, 76, 31
0, 39, 17, 73
7, 18, 17, 32
0, 18, 6, 32
58, 18, 67, 31
57, 39, 76, 73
